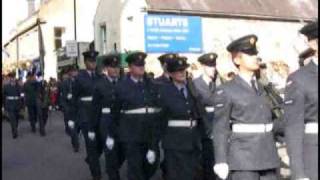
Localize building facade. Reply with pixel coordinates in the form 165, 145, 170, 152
94, 0, 317, 78
4, 0, 99, 79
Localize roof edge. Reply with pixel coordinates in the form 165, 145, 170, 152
146, 8, 316, 22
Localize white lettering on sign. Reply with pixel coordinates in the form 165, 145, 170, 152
147, 17, 189, 28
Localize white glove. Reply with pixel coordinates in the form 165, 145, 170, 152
67, 120, 75, 129
20, 93, 25, 97
146, 150, 156, 164
88, 132, 96, 140
106, 136, 115, 150
213, 163, 229, 180
67, 93, 72, 99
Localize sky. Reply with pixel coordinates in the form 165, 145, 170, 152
2, 0, 41, 47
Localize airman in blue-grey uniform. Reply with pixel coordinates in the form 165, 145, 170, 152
212, 34, 280, 180
193, 53, 222, 180
3, 72, 23, 139
152, 56, 206, 180
91, 53, 125, 180
71, 50, 102, 180
284, 20, 318, 180
113, 51, 161, 180
62, 65, 80, 152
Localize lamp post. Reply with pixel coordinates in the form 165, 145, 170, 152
74, 0, 79, 66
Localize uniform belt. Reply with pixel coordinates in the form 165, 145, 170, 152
168, 120, 197, 128
305, 122, 318, 134
232, 123, 273, 133
205, 106, 215, 113
101, 108, 111, 114
123, 107, 161, 114
6, 96, 20, 100
80, 96, 93, 101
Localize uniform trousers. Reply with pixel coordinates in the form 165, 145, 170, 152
230, 169, 278, 180
123, 142, 159, 180
27, 104, 37, 131
163, 149, 201, 180
303, 135, 318, 180
8, 109, 19, 137
79, 122, 101, 178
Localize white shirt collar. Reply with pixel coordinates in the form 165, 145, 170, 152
173, 81, 186, 90
130, 75, 142, 83
201, 75, 212, 86
239, 73, 255, 87
312, 57, 318, 66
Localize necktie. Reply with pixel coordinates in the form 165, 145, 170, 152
250, 78, 258, 94
209, 80, 216, 93
180, 88, 186, 99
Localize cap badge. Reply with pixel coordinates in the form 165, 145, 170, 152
210, 55, 214, 59
178, 60, 183, 65
250, 38, 256, 45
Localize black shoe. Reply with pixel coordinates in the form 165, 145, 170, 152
31, 127, 36, 133
13, 134, 18, 139
40, 131, 46, 136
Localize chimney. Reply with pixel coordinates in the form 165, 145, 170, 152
27, 0, 35, 16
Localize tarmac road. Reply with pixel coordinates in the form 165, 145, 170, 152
2, 111, 162, 180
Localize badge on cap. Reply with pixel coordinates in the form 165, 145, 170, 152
286, 80, 293, 86
169, 54, 173, 58
178, 60, 183, 65
250, 37, 256, 45
210, 55, 214, 59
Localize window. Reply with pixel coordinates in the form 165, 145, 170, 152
54, 27, 65, 50
100, 24, 107, 54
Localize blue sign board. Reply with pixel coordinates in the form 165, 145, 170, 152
144, 14, 202, 53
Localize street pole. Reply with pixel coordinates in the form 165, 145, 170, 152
74, 0, 79, 67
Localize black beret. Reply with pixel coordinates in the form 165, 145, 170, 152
166, 56, 190, 73
126, 51, 147, 66
102, 53, 121, 67
158, 53, 179, 65
198, 53, 218, 67
82, 50, 99, 61
300, 21, 318, 41
299, 48, 315, 60
227, 34, 258, 55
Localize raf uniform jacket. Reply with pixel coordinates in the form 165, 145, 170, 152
91, 75, 119, 137
60, 78, 73, 114
113, 75, 161, 144
155, 74, 171, 84
283, 60, 318, 179
23, 80, 38, 106
213, 75, 280, 171
193, 75, 223, 136
3, 82, 22, 111
155, 80, 203, 151
71, 70, 99, 126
